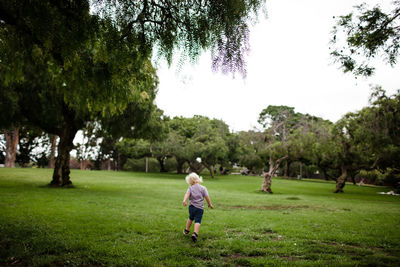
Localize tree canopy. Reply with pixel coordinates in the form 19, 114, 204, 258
0, 0, 266, 186
330, 1, 400, 76
0, 5, 159, 186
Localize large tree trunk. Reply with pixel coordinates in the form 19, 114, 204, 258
203, 163, 215, 178
334, 165, 348, 193
4, 127, 20, 168
117, 154, 127, 171
48, 135, 58, 168
106, 159, 111, 170
50, 126, 77, 187
80, 160, 88, 170
321, 168, 329, 180
157, 156, 167, 172
188, 161, 205, 175
283, 160, 292, 178
176, 158, 185, 174
261, 155, 288, 193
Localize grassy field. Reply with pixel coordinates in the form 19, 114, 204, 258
0, 168, 399, 266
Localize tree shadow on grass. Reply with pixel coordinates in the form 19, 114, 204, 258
305, 240, 400, 266
0, 219, 88, 266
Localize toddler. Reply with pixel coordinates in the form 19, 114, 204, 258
182, 172, 213, 242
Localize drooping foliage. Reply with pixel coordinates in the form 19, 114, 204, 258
93, 0, 266, 77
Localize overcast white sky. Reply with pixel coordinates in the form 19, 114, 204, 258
154, 0, 400, 132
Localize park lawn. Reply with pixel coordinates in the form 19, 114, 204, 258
0, 168, 399, 266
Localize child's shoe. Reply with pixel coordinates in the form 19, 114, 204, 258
183, 229, 190, 236
191, 232, 198, 242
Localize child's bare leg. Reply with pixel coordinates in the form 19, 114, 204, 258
186, 219, 193, 231
194, 223, 201, 234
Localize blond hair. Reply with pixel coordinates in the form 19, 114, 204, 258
185, 172, 203, 185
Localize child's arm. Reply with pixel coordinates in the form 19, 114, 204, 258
182, 192, 190, 206
205, 195, 214, 209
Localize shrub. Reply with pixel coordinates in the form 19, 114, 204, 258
164, 157, 178, 172
123, 158, 160, 172
381, 168, 400, 187
358, 168, 400, 186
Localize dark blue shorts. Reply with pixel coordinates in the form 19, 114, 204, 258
188, 205, 204, 224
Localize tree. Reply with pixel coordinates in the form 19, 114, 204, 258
165, 116, 230, 177
258, 136, 288, 193
332, 87, 400, 192
192, 118, 229, 178
116, 138, 152, 171
106, 108, 169, 171
331, 112, 376, 193
352, 87, 400, 186
298, 120, 337, 180
0, 0, 266, 186
225, 133, 241, 167
151, 141, 171, 173
0, 2, 159, 186
363, 87, 400, 172
16, 126, 48, 168
165, 131, 188, 174
3, 128, 19, 168
286, 114, 336, 179
0, 92, 22, 168
75, 122, 100, 170
237, 130, 265, 173
256, 106, 333, 192
0, 134, 5, 164
257, 106, 302, 193
329, 87, 400, 193
144, 112, 170, 172
330, 2, 400, 76
167, 116, 203, 174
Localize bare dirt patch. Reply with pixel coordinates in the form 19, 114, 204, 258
230, 205, 309, 210
279, 255, 304, 261
222, 253, 244, 259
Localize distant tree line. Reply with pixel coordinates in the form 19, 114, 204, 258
1, 86, 399, 193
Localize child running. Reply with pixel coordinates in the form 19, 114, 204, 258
182, 172, 213, 242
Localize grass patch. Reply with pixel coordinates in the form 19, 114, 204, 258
0, 168, 399, 266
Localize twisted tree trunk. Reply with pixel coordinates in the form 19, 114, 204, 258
334, 165, 348, 193
50, 125, 77, 187
188, 161, 205, 175
157, 156, 167, 172
176, 158, 186, 174
261, 155, 288, 193
50, 104, 79, 187
203, 163, 215, 178
5, 127, 20, 168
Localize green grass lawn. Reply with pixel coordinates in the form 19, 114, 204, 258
0, 168, 399, 266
